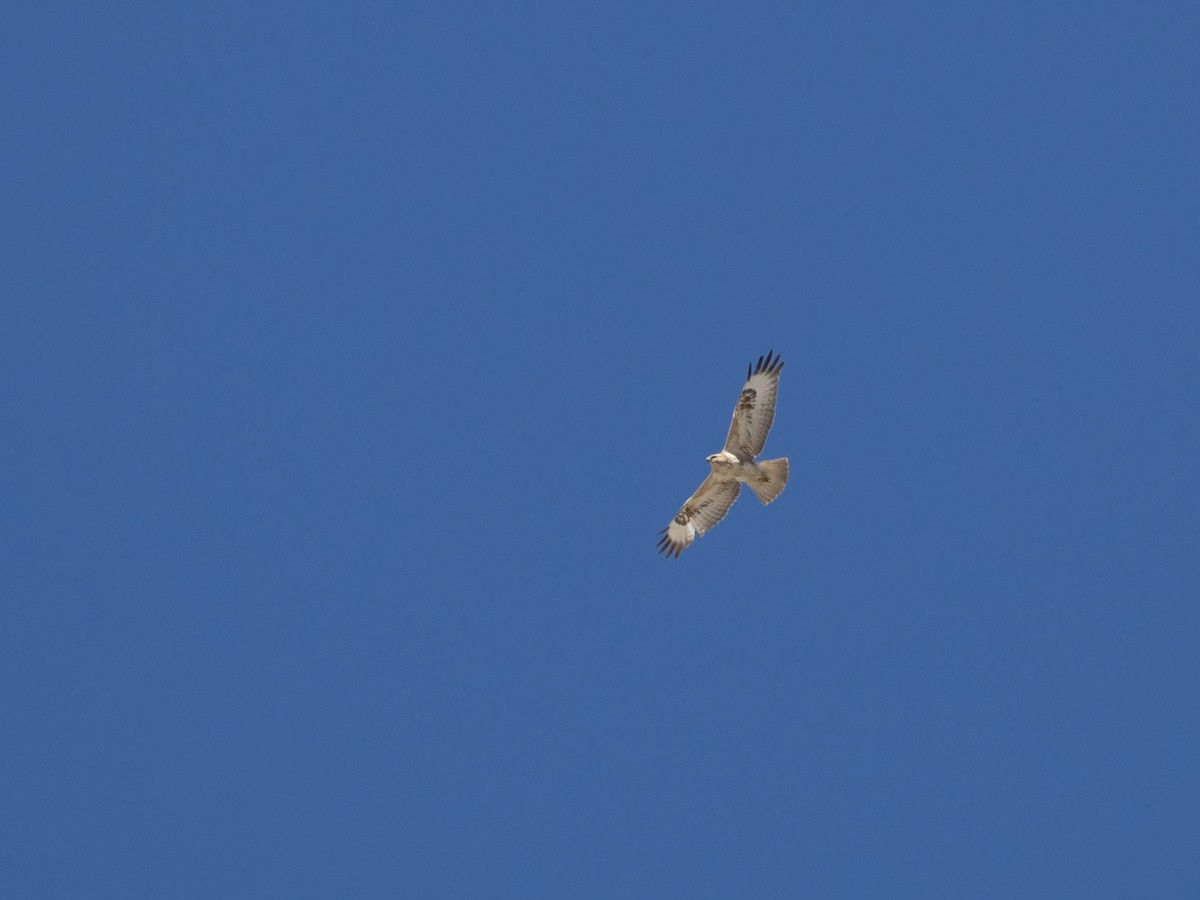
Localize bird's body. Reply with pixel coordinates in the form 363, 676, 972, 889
705, 449, 756, 478
657, 350, 789, 558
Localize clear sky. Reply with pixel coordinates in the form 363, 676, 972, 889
4, 3, 1199, 897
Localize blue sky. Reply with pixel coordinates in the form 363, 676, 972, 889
4, 3, 1199, 896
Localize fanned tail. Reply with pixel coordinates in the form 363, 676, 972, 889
748, 458, 788, 505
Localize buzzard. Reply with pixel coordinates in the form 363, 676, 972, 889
657, 350, 789, 558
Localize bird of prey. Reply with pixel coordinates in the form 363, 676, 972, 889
657, 350, 789, 558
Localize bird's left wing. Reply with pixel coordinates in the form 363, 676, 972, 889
657, 474, 741, 558
724, 350, 784, 459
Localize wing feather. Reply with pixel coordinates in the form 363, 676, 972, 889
724, 350, 784, 459
656, 475, 741, 558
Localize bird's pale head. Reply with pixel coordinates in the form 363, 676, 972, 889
706, 450, 737, 468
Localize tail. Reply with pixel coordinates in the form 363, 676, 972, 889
748, 457, 789, 505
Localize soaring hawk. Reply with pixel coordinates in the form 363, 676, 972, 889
657, 350, 789, 558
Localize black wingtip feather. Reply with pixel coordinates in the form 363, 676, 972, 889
656, 530, 682, 558
749, 349, 784, 376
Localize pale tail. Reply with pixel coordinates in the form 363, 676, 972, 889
748, 457, 789, 505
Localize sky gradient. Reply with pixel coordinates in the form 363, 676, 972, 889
4, 3, 1199, 897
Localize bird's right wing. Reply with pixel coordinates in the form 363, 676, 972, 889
656, 475, 741, 558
